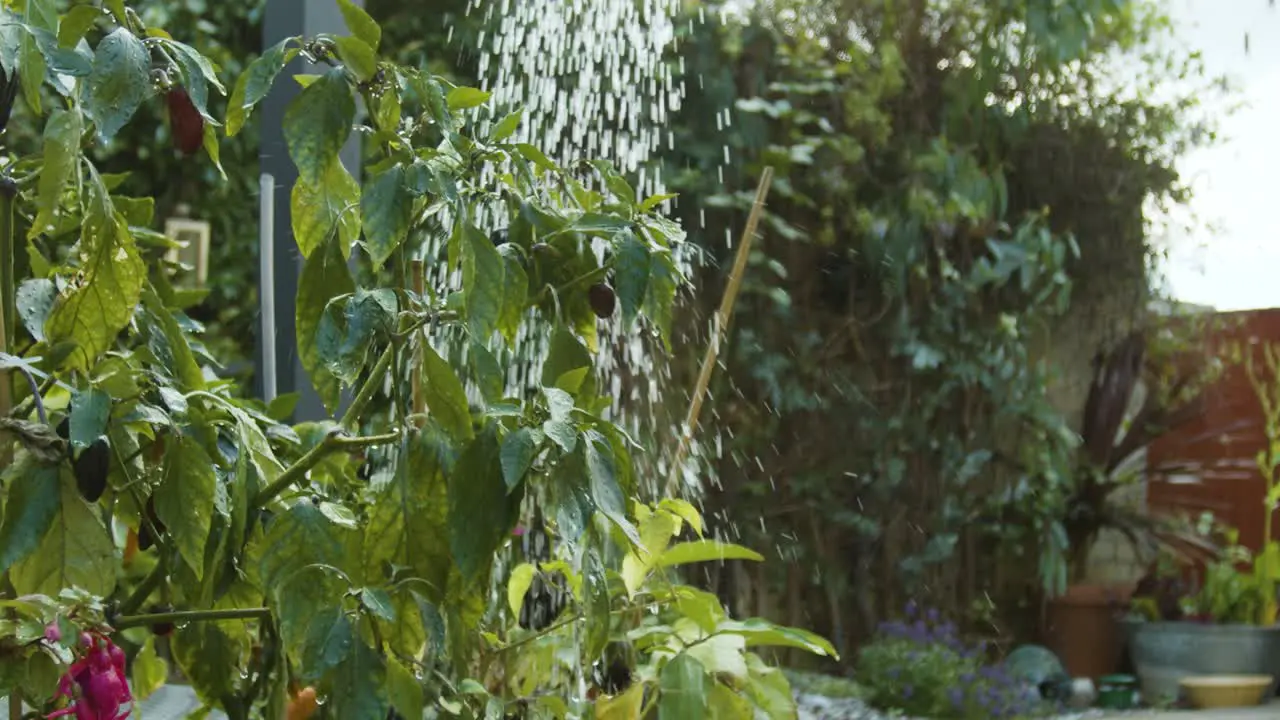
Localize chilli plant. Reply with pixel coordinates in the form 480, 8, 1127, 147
0, 1, 834, 719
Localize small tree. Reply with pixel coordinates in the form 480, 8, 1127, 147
0, 2, 832, 718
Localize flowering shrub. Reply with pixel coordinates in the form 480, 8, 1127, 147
47, 632, 133, 720
856, 604, 1052, 719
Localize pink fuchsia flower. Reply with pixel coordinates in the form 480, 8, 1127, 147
43, 622, 62, 644
47, 632, 133, 720
512, 526, 526, 536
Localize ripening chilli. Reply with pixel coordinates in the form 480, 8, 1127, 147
165, 87, 203, 155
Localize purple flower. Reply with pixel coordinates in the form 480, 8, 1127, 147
926, 607, 940, 623
947, 687, 965, 708
902, 684, 913, 699
904, 600, 918, 617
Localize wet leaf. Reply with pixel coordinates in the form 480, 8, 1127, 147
462, 224, 505, 339
338, 0, 382, 50
30, 109, 81, 240
15, 279, 56, 343
585, 431, 640, 546
292, 159, 361, 259
362, 165, 414, 269
491, 108, 522, 142
284, 67, 355, 186
297, 231, 355, 413
500, 428, 536, 490
227, 38, 292, 136
0, 457, 61, 575
507, 562, 536, 616
716, 619, 838, 659
330, 638, 390, 718
659, 653, 708, 720
82, 28, 152, 141
612, 231, 650, 328
132, 637, 168, 701
334, 36, 376, 82
386, 655, 423, 719
154, 435, 218, 580
362, 434, 450, 603
68, 387, 110, 452
657, 540, 764, 568
446, 86, 490, 110
10, 467, 116, 597
449, 429, 521, 581
45, 180, 144, 371
420, 341, 473, 443
299, 607, 354, 683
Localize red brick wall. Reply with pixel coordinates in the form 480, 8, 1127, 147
1146, 309, 1280, 553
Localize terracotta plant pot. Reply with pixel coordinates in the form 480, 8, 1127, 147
1045, 584, 1133, 680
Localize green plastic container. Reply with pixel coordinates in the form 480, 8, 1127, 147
1097, 674, 1138, 710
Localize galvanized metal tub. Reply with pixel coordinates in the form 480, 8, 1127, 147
1121, 620, 1280, 705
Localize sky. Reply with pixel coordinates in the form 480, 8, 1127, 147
1159, 0, 1280, 311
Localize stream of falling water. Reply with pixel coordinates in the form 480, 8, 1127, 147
416, 0, 729, 502
411, 2, 733, 702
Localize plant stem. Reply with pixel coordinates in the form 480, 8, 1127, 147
253, 430, 399, 506
114, 607, 270, 630
118, 561, 166, 616
340, 345, 394, 430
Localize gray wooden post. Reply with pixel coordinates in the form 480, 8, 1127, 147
256, 0, 362, 421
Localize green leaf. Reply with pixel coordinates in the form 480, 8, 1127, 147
330, 639, 390, 718
297, 228, 354, 413
68, 387, 110, 452
497, 249, 528, 345
300, 607, 354, 683
470, 341, 504, 404
0, 458, 60, 575
685, 632, 747, 680
374, 589, 427, 660
362, 433, 450, 603
462, 224, 505, 339
292, 156, 361, 259
717, 619, 838, 658
515, 143, 557, 174
141, 286, 205, 391
643, 252, 679, 349
58, 5, 102, 48
82, 28, 152, 141
338, 0, 382, 50
420, 341, 474, 443
541, 325, 592, 390
284, 67, 355, 185
449, 429, 521, 581
202, 123, 226, 180
744, 655, 796, 720
155, 434, 218, 580
500, 428, 536, 491
543, 419, 577, 453
659, 653, 708, 720
30, 109, 81, 240
16, 279, 55, 343
585, 431, 640, 546
10, 467, 116, 597
386, 656, 424, 720
613, 232, 650, 328
334, 35, 377, 82
640, 193, 678, 212
132, 637, 169, 701
707, 682, 754, 719
227, 38, 292, 136
590, 160, 636, 206
583, 551, 610, 659
259, 501, 353, 653
657, 541, 764, 568
490, 108, 522, 142
18, 30, 45, 117
171, 621, 247, 701
446, 86, 490, 110
44, 179, 144, 370
362, 165, 414, 269
507, 563, 536, 616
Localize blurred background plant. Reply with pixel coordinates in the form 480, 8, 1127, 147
856, 603, 1057, 719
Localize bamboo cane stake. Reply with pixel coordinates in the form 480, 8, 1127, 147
663, 167, 774, 499
410, 259, 426, 428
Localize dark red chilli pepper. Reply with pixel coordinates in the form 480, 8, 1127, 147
166, 88, 204, 155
